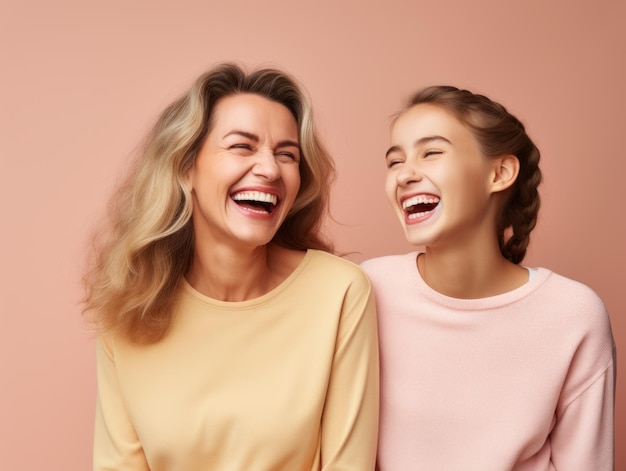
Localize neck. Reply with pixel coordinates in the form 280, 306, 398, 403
186, 242, 279, 301
185, 243, 305, 302
418, 242, 528, 299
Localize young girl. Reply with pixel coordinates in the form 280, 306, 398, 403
362, 86, 615, 470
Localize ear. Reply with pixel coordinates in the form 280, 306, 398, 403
489, 154, 519, 194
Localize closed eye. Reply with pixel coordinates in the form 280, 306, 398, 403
275, 144, 301, 163
423, 150, 442, 158
229, 143, 255, 155
276, 150, 299, 162
386, 151, 404, 168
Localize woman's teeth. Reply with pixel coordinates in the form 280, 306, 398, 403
232, 191, 278, 213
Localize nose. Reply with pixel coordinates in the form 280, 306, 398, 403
396, 162, 422, 186
252, 150, 280, 180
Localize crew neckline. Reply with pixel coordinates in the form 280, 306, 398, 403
182, 249, 315, 309
405, 251, 551, 311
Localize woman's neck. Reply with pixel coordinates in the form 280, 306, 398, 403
185, 242, 304, 301
418, 244, 528, 299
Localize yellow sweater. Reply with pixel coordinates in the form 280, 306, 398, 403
93, 250, 379, 470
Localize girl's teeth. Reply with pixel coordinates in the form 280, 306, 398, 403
408, 211, 430, 219
402, 195, 440, 210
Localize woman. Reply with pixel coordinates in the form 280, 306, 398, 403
83, 63, 379, 470
362, 86, 615, 470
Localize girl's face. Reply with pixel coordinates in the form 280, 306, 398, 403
188, 93, 301, 251
385, 103, 499, 250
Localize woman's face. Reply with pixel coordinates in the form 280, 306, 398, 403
188, 93, 301, 251
384, 103, 497, 249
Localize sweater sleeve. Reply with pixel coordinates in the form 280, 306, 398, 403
320, 271, 380, 470
549, 357, 615, 470
549, 288, 616, 471
93, 336, 150, 471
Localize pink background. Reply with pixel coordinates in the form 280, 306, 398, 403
1, 0, 624, 468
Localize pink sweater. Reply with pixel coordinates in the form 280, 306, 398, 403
362, 252, 615, 471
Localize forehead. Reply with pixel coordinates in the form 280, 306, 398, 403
392, 103, 468, 141
211, 93, 298, 135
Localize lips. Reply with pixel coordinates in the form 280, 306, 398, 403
231, 190, 279, 214
401, 194, 440, 220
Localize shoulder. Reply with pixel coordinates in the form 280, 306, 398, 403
96, 331, 128, 364
361, 252, 415, 269
360, 252, 418, 283
537, 270, 616, 407
306, 250, 371, 287
293, 252, 374, 313
538, 269, 609, 324
97, 329, 145, 360
297, 251, 375, 321
537, 269, 614, 367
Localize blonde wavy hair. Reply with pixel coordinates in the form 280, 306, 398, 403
82, 63, 336, 343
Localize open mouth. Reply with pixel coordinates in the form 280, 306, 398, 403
402, 195, 440, 220
231, 191, 279, 214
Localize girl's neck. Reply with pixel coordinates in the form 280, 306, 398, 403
185, 242, 304, 301
418, 245, 529, 299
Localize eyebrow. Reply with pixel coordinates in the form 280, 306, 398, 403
223, 130, 300, 149
223, 130, 259, 142
385, 135, 451, 159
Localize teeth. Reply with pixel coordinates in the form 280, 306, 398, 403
402, 195, 440, 210
408, 211, 431, 220
232, 191, 278, 205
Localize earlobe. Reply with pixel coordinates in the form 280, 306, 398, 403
490, 154, 520, 193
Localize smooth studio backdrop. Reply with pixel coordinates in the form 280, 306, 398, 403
1, 0, 624, 468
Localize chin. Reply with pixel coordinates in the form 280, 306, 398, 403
225, 226, 273, 247
242, 236, 277, 249
402, 226, 437, 248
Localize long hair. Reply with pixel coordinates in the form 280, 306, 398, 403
405, 86, 542, 264
82, 63, 335, 343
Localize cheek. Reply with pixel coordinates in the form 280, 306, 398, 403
284, 166, 302, 198
384, 174, 398, 207
282, 169, 302, 214
447, 167, 490, 204
292, 167, 302, 191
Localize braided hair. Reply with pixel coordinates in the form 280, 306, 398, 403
406, 86, 542, 263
